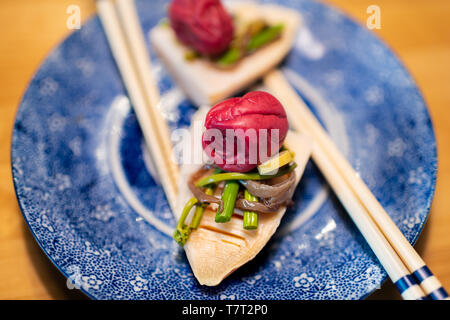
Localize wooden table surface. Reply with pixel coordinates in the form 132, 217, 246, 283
0, 0, 449, 300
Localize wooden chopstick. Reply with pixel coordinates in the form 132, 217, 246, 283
97, 0, 178, 213
263, 69, 440, 300
272, 69, 448, 300
311, 140, 426, 300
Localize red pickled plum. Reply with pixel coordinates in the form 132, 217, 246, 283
202, 91, 289, 172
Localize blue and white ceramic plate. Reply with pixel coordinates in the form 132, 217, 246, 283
12, 0, 436, 299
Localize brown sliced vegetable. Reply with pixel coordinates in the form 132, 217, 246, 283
240, 171, 296, 199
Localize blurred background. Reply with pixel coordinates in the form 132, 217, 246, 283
0, 0, 449, 299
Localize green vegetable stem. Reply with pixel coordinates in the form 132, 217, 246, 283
196, 163, 297, 187
247, 24, 284, 52
189, 187, 214, 229
215, 181, 240, 223
243, 189, 258, 230
173, 197, 199, 246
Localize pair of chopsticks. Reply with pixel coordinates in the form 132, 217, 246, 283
96, 0, 179, 213
264, 69, 448, 300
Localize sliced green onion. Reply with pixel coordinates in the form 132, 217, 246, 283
247, 24, 284, 52
173, 197, 198, 246
243, 189, 258, 230
196, 163, 297, 187
215, 181, 239, 223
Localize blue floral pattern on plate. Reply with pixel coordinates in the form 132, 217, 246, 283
11, 0, 436, 299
